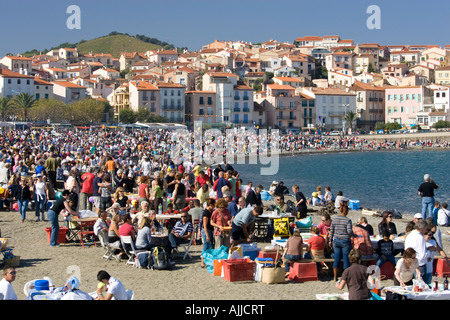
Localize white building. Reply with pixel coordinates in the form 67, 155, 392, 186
0, 68, 34, 98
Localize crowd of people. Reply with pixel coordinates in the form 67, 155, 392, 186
0, 126, 449, 300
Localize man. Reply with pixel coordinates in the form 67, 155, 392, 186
246, 184, 263, 207
225, 192, 239, 219
0, 267, 17, 300
404, 219, 429, 281
80, 166, 95, 211
292, 185, 308, 219
165, 170, 176, 198
188, 199, 203, 223
437, 202, 450, 227
212, 171, 231, 199
45, 152, 58, 190
168, 212, 193, 255
231, 205, 263, 246
95, 270, 127, 300
418, 174, 439, 220
195, 170, 210, 187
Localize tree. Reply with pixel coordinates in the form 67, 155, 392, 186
12, 93, 36, 121
69, 99, 108, 125
118, 109, 136, 124
374, 121, 385, 131
385, 122, 402, 131
343, 110, 357, 132
432, 120, 450, 129
367, 63, 374, 73
29, 99, 69, 123
0, 97, 12, 121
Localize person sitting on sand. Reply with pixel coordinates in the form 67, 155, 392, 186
95, 270, 127, 300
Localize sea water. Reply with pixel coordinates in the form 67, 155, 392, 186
231, 149, 450, 216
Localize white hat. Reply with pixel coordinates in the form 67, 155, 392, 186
414, 213, 422, 220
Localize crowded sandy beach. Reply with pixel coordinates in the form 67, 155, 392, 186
0, 127, 449, 301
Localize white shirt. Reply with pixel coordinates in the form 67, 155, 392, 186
405, 229, 427, 266
437, 208, 449, 226
425, 239, 437, 274
0, 278, 17, 300
107, 276, 127, 300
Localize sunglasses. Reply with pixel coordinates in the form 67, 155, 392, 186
181, 215, 188, 218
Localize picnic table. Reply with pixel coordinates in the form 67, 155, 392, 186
383, 285, 450, 300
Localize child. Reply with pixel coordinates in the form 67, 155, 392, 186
375, 231, 396, 269
432, 201, 440, 226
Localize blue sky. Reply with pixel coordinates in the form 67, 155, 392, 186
0, 0, 449, 57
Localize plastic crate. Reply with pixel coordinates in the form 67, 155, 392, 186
288, 262, 318, 282
45, 227, 68, 244
257, 251, 280, 261
349, 200, 360, 210
436, 258, 450, 277
222, 259, 256, 282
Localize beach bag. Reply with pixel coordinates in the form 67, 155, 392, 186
149, 246, 172, 270
261, 266, 285, 284
296, 216, 312, 229
201, 245, 229, 274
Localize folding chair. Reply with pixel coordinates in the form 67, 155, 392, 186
120, 235, 147, 267
179, 232, 194, 260
64, 218, 80, 242
79, 220, 97, 248
192, 219, 199, 245
98, 231, 121, 262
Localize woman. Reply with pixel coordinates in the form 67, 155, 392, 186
47, 190, 80, 247
113, 187, 128, 216
108, 213, 122, 247
135, 216, 153, 250
138, 175, 150, 205
152, 177, 164, 213
304, 226, 326, 259
210, 198, 232, 249
394, 247, 422, 287
34, 173, 48, 222
200, 198, 215, 268
173, 173, 187, 211
335, 249, 375, 300
378, 211, 398, 237
329, 201, 354, 282
17, 177, 32, 223
99, 174, 113, 211
119, 213, 136, 255
282, 228, 304, 275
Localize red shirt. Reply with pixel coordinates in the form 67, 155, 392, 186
308, 235, 325, 251
119, 223, 135, 237
81, 172, 95, 194
195, 174, 209, 187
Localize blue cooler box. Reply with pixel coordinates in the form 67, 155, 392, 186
349, 200, 360, 210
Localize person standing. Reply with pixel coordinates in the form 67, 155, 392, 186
292, 185, 307, 219
17, 177, 32, 223
329, 201, 354, 282
404, 219, 429, 283
418, 174, 439, 220
0, 267, 17, 300
80, 166, 95, 211
47, 190, 80, 247
34, 173, 48, 222
44, 152, 58, 190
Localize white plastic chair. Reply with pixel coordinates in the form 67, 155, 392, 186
98, 231, 121, 262
179, 232, 194, 260
120, 236, 147, 267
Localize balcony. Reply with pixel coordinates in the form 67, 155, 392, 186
357, 98, 364, 102
243, 96, 249, 100
233, 108, 241, 112
162, 105, 183, 111
277, 116, 297, 120
234, 96, 240, 100
329, 111, 345, 117
243, 108, 250, 112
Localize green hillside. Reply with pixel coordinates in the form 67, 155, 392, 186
76, 34, 163, 58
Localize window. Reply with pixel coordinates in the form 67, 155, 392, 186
199, 97, 204, 105
207, 97, 212, 105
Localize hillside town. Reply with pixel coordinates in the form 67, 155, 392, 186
1, 35, 450, 133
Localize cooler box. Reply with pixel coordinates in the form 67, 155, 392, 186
222, 259, 256, 282
288, 262, 319, 282
240, 243, 260, 261
349, 200, 360, 210
45, 227, 68, 244
257, 251, 279, 261
436, 258, 450, 277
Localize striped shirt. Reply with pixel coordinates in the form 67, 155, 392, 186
329, 215, 354, 240
172, 220, 193, 237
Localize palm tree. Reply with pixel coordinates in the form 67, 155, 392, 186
12, 93, 36, 121
343, 110, 357, 133
0, 97, 12, 121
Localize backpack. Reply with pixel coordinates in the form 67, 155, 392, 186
149, 246, 172, 270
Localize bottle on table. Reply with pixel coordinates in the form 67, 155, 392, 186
433, 273, 439, 291
158, 204, 162, 215
444, 277, 448, 291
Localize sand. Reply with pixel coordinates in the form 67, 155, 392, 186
1, 197, 449, 301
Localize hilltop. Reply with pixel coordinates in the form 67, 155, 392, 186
21, 32, 186, 58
